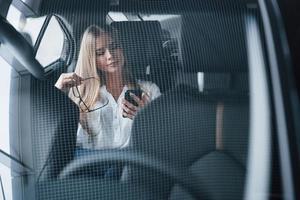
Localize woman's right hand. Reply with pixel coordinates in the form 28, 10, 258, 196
55, 72, 83, 91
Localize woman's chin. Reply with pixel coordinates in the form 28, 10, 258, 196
106, 66, 121, 73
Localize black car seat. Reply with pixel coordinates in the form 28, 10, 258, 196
31, 68, 79, 181
111, 21, 176, 93
130, 11, 249, 200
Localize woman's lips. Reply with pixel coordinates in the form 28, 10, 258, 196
107, 61, 117, 67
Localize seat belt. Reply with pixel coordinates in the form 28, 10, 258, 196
216, 102, 224, 150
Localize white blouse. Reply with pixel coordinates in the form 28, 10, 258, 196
76, 80, 161, 150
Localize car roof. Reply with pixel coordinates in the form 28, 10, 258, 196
15, 0, 257, 17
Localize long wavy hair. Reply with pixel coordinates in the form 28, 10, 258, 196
69, 25, 137, 112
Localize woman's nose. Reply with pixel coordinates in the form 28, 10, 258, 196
105, 49, 112, 60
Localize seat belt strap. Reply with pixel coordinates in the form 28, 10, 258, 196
216, 102, 224, 150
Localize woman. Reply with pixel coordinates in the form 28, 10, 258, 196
55, 25, 161, 150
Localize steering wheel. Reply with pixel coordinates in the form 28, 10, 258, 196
59, 151, 207, 199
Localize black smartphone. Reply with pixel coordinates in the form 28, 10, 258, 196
124, 89, 143, 107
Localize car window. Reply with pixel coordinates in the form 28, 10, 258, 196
6, 5, 21, 30
1, 0, 289, 199
0, 57, 12, 200
34, 6, 265, 200
35, 16, 64, 67
21, 16, 46, 46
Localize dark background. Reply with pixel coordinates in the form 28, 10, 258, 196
279, 0, 300, 93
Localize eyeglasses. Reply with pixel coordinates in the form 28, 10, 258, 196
71, 77, 109, 113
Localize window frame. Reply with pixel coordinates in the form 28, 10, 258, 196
258, 0, 300, 199
33, 14, 74, 72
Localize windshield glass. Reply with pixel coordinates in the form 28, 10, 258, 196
0, 1, 275, 199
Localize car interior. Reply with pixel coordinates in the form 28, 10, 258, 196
0, 0, 290, 199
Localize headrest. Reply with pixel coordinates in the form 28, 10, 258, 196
203, 73, 248, 94
176, 72, 248, 94
111, 21, 163, 78
181, 12, 248, 73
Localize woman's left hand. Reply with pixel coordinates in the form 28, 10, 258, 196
122, 92, 150, 120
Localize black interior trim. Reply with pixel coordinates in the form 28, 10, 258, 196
0, 15, 45, 79
33, 15, 51, 53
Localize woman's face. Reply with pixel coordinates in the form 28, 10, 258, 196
95, 34, 124, 74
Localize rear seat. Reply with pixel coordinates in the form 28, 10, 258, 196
130, 12, 249, 200
169, 72, 249, 200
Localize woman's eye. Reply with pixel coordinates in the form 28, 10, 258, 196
96, 51, 105, 56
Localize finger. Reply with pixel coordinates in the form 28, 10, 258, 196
122, 110, 134, 120
56, 73, 81, 90
141, 92, 150, 104
130, 93, 144, 107
61, 78, 76, 88
122, 99, 138, 112
74, 78, 82, 86
62, 73, 82, 85
60, 78, 72, 88
71, 73, 83, 85
65, 77, 83, 87
56, 74, 69, 89
122, 103, 138, 116
71, 72, 83, 81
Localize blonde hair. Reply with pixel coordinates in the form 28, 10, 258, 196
69, 25, 137, 112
